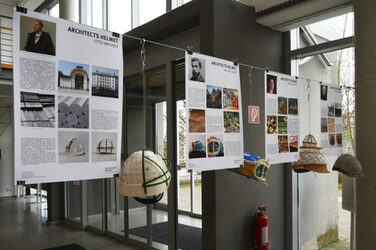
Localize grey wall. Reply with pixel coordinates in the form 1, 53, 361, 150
199, 0, 286, 249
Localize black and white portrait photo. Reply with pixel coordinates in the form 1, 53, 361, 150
189, 57, 205, 82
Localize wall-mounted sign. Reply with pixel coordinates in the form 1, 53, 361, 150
248, 105, 260, 124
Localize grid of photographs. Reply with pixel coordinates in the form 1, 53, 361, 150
321, 84, 343, 152
266, 73, 299, 156
186, 53, 243, 167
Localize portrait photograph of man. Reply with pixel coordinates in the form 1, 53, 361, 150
20, 15, 56, 56
321, 84, 328, 100
266, 74, 277, 94
189, 57, 205, 82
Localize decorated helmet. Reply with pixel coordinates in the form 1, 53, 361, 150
332, 154, 364, 177
230, 152, 270, 183
193, 140, 204, 151
118, 147, 171, 204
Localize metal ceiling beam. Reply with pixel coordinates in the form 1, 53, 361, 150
289, 36, 354, 59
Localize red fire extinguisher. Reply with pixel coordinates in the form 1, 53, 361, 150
254, 205, 269, 250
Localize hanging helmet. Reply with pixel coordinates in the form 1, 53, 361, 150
118, 147, 171, 204
65, 138, 85, 156
291, 134, 329, 173
97, 138, 115, 154
230, 152, 270, 183
332, 154, 364, 177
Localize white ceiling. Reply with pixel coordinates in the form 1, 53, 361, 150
236, 0, 290, 12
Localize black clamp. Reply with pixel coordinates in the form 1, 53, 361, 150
17, 180, 26, 185
112, 32, 120, 38
295, 76, 299, 80
233, 58, 239, 66
186, 46, 194, 55
16, 6, 27, 14
113, 173, 119, 178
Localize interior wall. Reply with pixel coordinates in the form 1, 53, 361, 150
199, 0, 286, 249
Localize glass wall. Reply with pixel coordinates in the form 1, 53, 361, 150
290, 10, 354, 248
108, 0, 132, 33
66, 181, 81, 222
87, 179, 104, 232
298, 12, 354, 49
80, 0, 192, 31
174, 61, 202, 249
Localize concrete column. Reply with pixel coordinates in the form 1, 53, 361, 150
354, 1, 376, 249
59, 0, 78, 22
47, 0, 78, 224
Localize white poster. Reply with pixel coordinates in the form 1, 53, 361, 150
13, 9, 123, 184
185, 52, 244, 171
265, 71, 299, 164
320, 83, 343, 156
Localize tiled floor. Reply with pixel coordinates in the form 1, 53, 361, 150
0, 196, 141, 250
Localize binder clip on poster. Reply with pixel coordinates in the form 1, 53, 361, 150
229, 152, 271, 183
118, 147, 171, 204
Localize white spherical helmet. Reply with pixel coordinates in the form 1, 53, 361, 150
118, 147, 171, 203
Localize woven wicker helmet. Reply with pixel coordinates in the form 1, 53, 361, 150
65, 138, 85, 156
332, 154, 364, 177
118, 147, 171, 203
291, 134, 329, 173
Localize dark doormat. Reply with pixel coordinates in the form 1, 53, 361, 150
130, 222, 202, 250
43, 243, 87, 250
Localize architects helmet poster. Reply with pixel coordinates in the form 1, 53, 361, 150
13, 9, 123, 184
320, 83, 343, 156
265, 71, 300, 164
185, 52, 244, 171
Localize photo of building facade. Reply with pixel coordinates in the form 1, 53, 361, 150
58, 60, 89, 93
92, 66, 119, 98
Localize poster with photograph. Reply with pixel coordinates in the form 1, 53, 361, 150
13, 9, 123, 184
265, 71, 299, 164
320, 83, 343, 156
185, 52, 244, 171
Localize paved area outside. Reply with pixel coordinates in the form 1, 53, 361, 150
320, 192, 351, 250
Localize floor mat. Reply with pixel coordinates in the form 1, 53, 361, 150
130, 222, 202, 250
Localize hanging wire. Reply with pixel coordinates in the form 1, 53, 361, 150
306, 79, 311, 133
124, 33, 186, 52
122, 33, 344, 89
248, 66, 254, 104
140, 38, 146, 75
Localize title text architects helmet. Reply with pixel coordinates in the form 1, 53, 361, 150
118, 147, 171, 203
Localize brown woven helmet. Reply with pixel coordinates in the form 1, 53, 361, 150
291, 134, 329, 173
